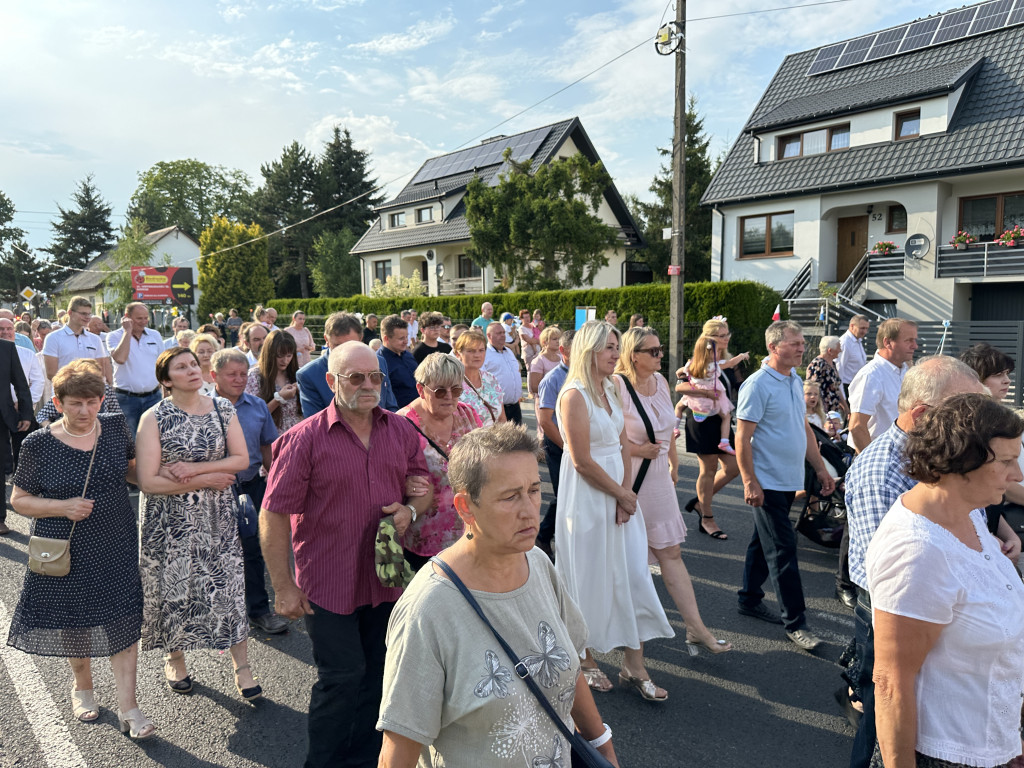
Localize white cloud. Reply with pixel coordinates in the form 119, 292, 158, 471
348, 14, 457, 54
406, 66, 505, 107
156, 35, 320, 92
478, 4, 505, 23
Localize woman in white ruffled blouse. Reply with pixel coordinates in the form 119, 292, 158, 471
867, 393, 1024, 768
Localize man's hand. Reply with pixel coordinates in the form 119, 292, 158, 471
384, 501, 412, 535
16, 420, 29, 432
817, 469, 836, 497
743, 478, 764, 507
275, 583, 313, 620
121, 316, 133, 333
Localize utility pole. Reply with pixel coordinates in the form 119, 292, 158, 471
668, 1, 687, 389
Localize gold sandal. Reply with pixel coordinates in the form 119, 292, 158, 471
581, 665, 613, 693
71, 687, 99, 722
618, 671, 668, 702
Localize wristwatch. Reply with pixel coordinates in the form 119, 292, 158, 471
406, 503, 418, 522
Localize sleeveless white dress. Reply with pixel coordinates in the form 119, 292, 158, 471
553, 380, 674, 653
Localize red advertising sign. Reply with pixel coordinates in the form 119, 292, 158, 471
131, 267, 194, 305
667, 265, 681, 276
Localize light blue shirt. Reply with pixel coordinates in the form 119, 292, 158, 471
14, 333, 33, 353
737, 363, 807, 491
537, 363, 568, 429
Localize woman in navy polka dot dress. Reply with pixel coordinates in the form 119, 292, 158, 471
7, 360, 154, 739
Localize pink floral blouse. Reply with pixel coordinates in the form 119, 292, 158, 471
401, 402, 482, 556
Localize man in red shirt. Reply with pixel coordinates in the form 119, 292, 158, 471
261, 341, 432, 768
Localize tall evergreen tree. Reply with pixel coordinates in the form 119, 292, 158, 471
253, 142, 318, 298
634, 96, 716, 283
43, 175, 116, 287
314, 126, 382, 234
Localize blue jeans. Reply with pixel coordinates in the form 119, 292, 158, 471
304, 601, 393, 768
538, 436, 562, 546
115, 390, 161, 437
738, 489, 807, 631
847, 589, 876, 768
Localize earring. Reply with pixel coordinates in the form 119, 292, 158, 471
466, 531, 474, 540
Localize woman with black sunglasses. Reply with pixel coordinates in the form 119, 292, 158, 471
397, 352, 483, 570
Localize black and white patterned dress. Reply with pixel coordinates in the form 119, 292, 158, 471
7, 413, 142, 657
139, 397, 247, 652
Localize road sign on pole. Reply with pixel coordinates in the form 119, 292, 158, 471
19, 287, 36, 302
130, 267, 195, 305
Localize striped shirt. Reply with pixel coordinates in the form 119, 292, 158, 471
262, 403, 428, 615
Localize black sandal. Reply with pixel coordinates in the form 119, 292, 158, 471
698, 515, 728, 540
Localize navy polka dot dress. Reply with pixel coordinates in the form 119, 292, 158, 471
7, 413, 142, 657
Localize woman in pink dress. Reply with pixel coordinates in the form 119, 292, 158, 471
614, 327, 732, 656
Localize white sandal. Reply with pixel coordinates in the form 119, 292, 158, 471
117, 708, 156, 739
71, 687, 99, 722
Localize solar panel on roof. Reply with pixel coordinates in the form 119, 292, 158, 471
933, 7, 978, 44
899, 17, 941, 51
836, 35, 874, 67
1008, 0, 1024, 26
865, 26, 908, 60
808, 43, 847, 75
970, 0, 1013, 33
410, 127, 552, 185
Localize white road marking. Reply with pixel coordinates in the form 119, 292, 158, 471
0, 598, 89, 768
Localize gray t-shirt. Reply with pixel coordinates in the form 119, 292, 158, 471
377, 547, 588, 767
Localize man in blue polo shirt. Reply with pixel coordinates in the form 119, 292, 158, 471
378, 314, 417, 409
735, 320, 834, 652
210, 347, 287, 635
535, 329, 573, 558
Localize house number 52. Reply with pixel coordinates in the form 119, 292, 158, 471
870, 213, 884, 221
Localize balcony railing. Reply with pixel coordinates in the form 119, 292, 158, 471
867, 252, 905, 279
936, 242, 1024, 278
438, 276, 484, 295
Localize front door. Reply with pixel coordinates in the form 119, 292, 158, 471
837, 215, 868, 282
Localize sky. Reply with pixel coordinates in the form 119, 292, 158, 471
1, 0, 947, 256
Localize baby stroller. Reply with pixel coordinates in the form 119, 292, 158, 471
796, 423, 856, 548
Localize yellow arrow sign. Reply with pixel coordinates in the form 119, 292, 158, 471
172, 283, 191, 290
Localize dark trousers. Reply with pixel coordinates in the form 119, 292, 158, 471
538, 436, 563, 545
1, 419, 36, 524
504, 402, 522, 425
738, 489, 807, 632
304, 600, 394, 768
846, 589, 876, 768
237, 476, 271, 619
836, 525, 856, 593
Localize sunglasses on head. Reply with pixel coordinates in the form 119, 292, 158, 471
423, 384, 464, 399
336, 371, 385, 386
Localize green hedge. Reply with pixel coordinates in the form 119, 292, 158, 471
269, 281, 783, 359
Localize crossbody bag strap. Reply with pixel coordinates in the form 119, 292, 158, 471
462, 377, 497, 423
617, 374, 656, 494
430, 557, 580, 748
63, 423, 101, 544
407, 419, 449, 461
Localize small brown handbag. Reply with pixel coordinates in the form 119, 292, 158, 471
27, 427, 99, 577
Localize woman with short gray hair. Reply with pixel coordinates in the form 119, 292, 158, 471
806, 334, 848, 418
397, 352, 483, 570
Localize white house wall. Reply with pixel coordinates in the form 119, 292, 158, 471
717, 197, 821, 288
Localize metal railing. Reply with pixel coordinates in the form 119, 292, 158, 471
935, 243, 1024, 278
867, 252, 905, 279
438, 277, 484, 295
781, 258, 814, 300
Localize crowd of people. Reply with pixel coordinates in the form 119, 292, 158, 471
2, 296, 1024, 768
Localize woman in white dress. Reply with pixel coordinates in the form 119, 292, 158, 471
554, 320, 674, 702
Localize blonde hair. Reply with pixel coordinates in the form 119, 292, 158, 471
454, 329, 487, 355
190, 333, 219, 355
615, 326, 658, 382
803, 380, 827, 422
689, 319, 730, 379
565, 320, 622, 409
539, 325, 561, 347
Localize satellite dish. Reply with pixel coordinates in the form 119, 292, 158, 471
436, 263, 445, 278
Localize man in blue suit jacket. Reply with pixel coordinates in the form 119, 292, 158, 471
296, 312, 363, 416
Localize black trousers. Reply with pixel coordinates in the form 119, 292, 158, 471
1, 419, 35, 524
504, 402, 522, 425
538, 436, 563, 545
303, 600, 394, 768
237, 476, 271, 619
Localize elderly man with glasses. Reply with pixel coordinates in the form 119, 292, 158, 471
260, 340, 432, 768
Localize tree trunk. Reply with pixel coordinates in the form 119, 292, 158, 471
298, 247, 309, 298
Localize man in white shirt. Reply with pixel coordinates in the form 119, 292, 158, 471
107, 302, 164, 435
837, 315, 870, 397
164, 316, 190, 349
847, 318, 917, 452
41, 296, 112, 384
483, 321, 522, 424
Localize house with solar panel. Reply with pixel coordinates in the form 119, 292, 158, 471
702, 0, 1024, 329
350, 118, 645, 296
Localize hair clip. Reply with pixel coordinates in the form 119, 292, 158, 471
711, 315, 727, 322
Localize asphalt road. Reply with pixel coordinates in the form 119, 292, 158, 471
0, 408, 857, 768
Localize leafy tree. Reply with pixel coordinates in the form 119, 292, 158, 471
633, 96, 715, 283
101, 219, 156, 311
369, 273, 426, 299
464, 150, 621, 290
126, 160, 252, 240
43, 175, 116, 287
197, 217, 275, 319
314, 126, 382, 235
253, 142, 318, 298
311, 228, 361, 298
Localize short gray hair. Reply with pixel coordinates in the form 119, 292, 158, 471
850, 314, 869, 325
211, 347, 249, 372
448, 423, 539, 503
897, 355, 981, 413
819, 335, 841, 354
414, 351, 464, 388
765, 320, 802, 350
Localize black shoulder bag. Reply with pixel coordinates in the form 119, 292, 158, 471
431, 557, 614, 768
616, 374, 657, 494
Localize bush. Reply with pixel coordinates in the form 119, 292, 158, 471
268, 280, 782, 359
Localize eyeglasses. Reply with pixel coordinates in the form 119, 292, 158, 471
443, 325, 451, 329
336, 371, 385, 386
423, 384, 464, 399
637, 346, 665, 357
